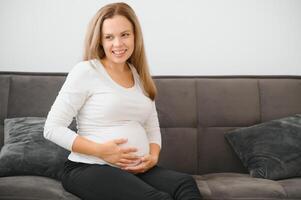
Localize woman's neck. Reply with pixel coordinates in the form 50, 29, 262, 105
101, 58, 129, 73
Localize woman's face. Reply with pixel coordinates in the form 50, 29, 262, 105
101, 15, 135, 65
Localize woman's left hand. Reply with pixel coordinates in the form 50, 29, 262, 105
122, 154, 158, 174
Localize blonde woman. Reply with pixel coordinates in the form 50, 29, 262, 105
44, 2, 202, 200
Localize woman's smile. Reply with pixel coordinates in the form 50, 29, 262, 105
112, 49, 128, 57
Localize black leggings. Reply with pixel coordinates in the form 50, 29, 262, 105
61, 160, 202, 200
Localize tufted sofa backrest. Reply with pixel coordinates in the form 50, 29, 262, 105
1, 72, 301, 175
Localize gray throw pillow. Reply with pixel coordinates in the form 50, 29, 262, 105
225, 114, 301, 180
0, 117, 69, 180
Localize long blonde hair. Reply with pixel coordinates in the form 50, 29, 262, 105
83, 2, 157, 100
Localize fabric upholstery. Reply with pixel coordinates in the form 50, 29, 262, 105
7, 75, 65, 118
194, 173, 301, 200
259, 79, 301, 122
1, 72, 301, 200
196, 79, 260, 127
278, 178, 301, 199
0, 117, 69, 180
225, 114, 301, 180
198, 127, 247, 174
0, 176, 80, 200
155, 79, 197, 128
0, 76, 9, 148
158, 128, 198, 174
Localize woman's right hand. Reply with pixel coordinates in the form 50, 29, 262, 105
97, 138, 141, 168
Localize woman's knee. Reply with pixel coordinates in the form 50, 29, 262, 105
144, 189, 173, 200
180, 174, 196, 184
174, 174, 202, 200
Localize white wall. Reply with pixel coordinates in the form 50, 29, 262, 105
0, 0, 300, 75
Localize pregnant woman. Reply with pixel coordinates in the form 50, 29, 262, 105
44, 2, 202, 200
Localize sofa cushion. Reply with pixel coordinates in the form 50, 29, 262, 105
0, 176, 80, 200
278, 177, 301, 199
0, 117, 69, 180
225, 114, 301, 180
194, 173, 301, 200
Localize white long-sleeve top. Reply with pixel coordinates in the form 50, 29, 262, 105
44, 59, 161, 165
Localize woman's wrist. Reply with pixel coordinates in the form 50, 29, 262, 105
150, 153, 159, 161
93, 143, 105, 158
150, 154, 159, 166
72, 135, 103, 158
149, 143, 160, 165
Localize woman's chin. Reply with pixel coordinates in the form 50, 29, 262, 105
110, 55, 130, 64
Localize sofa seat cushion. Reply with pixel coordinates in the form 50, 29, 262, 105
194, 173, 301, 200
278, 178, 301, 199
0, 176, 80, 200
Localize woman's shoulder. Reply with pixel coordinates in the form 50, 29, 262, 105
63, 60, 99, 90
69, 60, 96, 77
61, 60, 102, 93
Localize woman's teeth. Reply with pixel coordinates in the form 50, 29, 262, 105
112, 49, 127, 56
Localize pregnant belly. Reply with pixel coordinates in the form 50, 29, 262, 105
86, 122, 150, 157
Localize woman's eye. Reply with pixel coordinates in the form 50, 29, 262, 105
122, 33, 130, 37
105, 35, 113, 40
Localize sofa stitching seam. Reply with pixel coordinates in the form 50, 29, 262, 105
257, 79, 262, 123
195, 78, 199, 175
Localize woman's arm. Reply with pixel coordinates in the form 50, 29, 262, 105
143, 102, 162, 147
72, 135, 140, 166
44, 63, 90, 151
44, 62, 140, 167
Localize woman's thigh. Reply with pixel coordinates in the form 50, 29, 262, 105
137, 166, 202, 200
61, 160, 173, 200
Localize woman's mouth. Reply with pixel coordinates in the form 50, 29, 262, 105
112, 49, 127, 57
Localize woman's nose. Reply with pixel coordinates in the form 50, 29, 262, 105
113, 37, 122, 47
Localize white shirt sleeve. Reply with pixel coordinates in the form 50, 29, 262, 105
143, 101, 162, 148
43, 62, 90, 151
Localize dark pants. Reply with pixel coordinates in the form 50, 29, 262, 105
61, 160, 202, 200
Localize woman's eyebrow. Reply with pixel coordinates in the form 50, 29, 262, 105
103, 33, 113, 36
103, 30, 131, 35
121, 30, 131, 33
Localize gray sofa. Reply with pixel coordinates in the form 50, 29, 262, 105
0, 71, 301, 200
